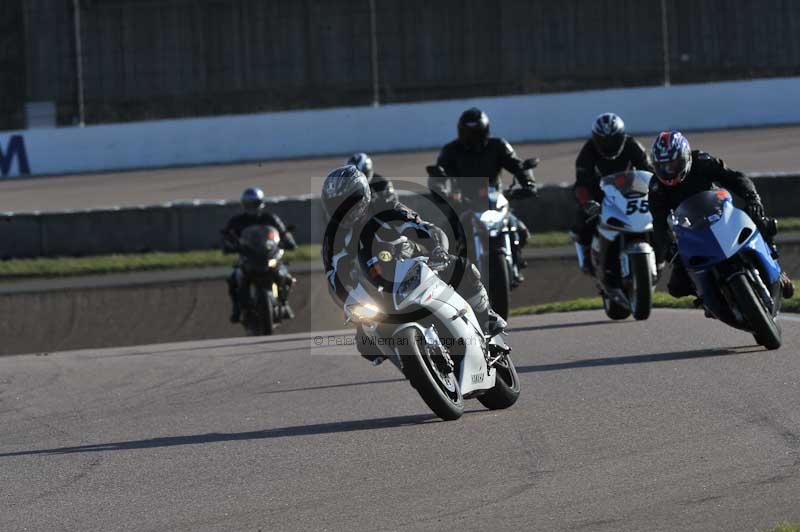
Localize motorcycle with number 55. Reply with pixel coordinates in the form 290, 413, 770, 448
577, 170, 658, 321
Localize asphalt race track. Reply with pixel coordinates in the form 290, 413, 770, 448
2, 310, 799, 531
1, 125, 799, 212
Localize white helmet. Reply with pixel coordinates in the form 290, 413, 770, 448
321, 165, 371, 228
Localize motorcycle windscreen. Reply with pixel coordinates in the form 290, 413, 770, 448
600, 170, 653, 198
673, 190, 729, 231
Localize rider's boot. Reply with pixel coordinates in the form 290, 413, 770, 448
477, 307, 507, 338
780, 271, 795, 299
227, 273, 241, 323
230, 301, 241, 323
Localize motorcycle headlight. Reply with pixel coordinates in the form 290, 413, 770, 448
267, 258, 279, 268
397, 263, 422, 301
346, 303, 383, 323
479, 210, 505, 231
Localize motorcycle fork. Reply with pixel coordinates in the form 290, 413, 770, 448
593, 233, 620, 286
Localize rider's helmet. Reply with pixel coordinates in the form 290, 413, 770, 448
458, 107, 490, 151
241, 187, 265, 215
591, 112, 626, 159
321, 165, 372, 228
346, 153, 374, 179
651, 131, 692, 186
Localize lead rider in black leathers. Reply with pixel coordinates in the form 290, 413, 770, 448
322, 165, 506, 361
430, 108, 537, 281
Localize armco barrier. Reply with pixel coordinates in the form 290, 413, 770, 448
0, 174, 797, 259
2, 76, 800, 178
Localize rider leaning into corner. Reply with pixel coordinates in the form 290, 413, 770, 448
321, 165, 507, 362
346, 152, 398, 209
647, 130, 795, 300
429, 107, 537, 283
572, 112, 654, 273
222, 187, 298, 323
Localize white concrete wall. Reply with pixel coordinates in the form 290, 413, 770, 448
2, 76, 800, 178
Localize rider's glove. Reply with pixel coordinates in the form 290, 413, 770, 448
397, 239, 420, 259
745, 193, 765, 222
428, 246, 452, 272
583, 200, 601, 219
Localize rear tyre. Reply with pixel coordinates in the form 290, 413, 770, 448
398, 328, 464, 421
603, 293, 631, 320
729, 273, 781, 350
630, 254, 653, 321
488, 248, 511, 320
477, 354, 520, 410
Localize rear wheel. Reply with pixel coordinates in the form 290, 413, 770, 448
729, 273, 781, 350
477, 353, 520, 410
629, 254, 653, 321
398, 328, 464, 421
488, 248, 511, 320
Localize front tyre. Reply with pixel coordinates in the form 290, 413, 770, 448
398, 328, 464, 421
629, 254, 653, 321
477, 354, 520, 410
729, 273, 781, 350
488, 246, 511, 320
603, 293, 631, 320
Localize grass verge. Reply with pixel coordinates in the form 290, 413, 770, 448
510, 292, 800, 316
0, 245, 321, 280
772, 523, 800, 532
1, 217, 798, 280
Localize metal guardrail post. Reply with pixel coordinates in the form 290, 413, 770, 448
73, 0, 86, 126
369, 0, 380, 107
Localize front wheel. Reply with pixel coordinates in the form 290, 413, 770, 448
728, 273, 781, 350
488, 248, 511, 320
603, 293, 631, 320
398, 328, 464, 421
629, 254, 653, 321
477, 353, 520, 410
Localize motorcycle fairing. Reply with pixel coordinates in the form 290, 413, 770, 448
675, 191, 780, 284
598, 171, 654, 236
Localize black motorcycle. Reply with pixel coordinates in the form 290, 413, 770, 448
426, 160, 538, 319
236, 225, 293, 336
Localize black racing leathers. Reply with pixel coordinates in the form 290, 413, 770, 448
222, 210, 297, 315
574, 135, 653, 204
369, 173, 398, 210
222, 211, 297, 252
322, 201, 491, 332
649, 150, 762, 298
323, 203, 445, 306
432, 137, 535, 201
573, 136, 653, 245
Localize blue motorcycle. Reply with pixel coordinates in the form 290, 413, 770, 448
672, 189, 782, 349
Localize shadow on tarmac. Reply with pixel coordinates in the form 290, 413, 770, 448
516, 345, 764, 374
0, 413, 439, 458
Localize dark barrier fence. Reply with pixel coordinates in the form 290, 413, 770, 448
8, 0, 800, 127
1, 175, 798, 259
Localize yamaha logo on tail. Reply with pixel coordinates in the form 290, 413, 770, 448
0, 135, 31, 177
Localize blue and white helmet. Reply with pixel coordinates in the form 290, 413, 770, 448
241, 187, 265, 215
346, 153, 374, 179
651, 131, 692, 186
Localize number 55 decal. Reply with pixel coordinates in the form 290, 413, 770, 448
626, 199, 649, 215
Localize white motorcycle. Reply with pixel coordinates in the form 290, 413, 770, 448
576, 170, 658, 320
343, 234, 521, 421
